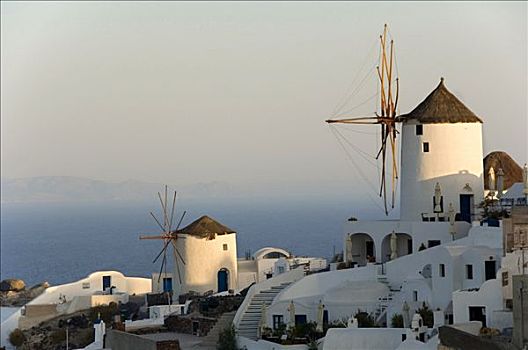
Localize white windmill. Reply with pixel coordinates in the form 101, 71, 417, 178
140, 186, 187, 302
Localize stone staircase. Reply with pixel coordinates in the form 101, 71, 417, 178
195, 311, 236, 349
236, 282, 292, 340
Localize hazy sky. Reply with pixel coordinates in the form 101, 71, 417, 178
1, 2, 527, 197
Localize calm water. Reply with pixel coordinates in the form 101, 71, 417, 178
1, 195, 383, 286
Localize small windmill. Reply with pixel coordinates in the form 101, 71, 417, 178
140, 186, 187, 296
326, 24, 399, 215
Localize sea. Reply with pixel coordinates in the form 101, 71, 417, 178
0, 195, 386, 287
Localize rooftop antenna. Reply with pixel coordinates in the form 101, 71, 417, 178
140, 186, 187, 295
326, 24, 400, 215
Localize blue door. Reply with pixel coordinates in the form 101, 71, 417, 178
163, 277, 173, 293
102, 276, 111, 291
459, 194, 473, 223
217, 270, 228, 292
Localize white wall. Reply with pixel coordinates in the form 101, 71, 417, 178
277, 265, 378, 302
448, 226, 503, 250
344, 220, 471, 265
27, 271, 151, 305
236, 250, 327, 292
238, 337, 309, 350
323, 328, 415, 350
16, 271, 150, 330
498, 250, 526, 302
256, 258, 278, 281
383, 243, 499, 311
399, 122, 484, 221
1, 308, 21, 350
151, 272, 174, 294
267, 281, 389, 326
452, 278, 507, 329
388, 277, 432, 324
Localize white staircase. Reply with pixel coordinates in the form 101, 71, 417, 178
376, 269, 402, 325
237, 282, 292, 340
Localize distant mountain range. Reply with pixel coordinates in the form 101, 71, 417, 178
0, 176, 238, 203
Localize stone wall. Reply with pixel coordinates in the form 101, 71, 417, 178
160, 295, 243, 337
164, 315, 216, 336
512, 275, 528, 349
438, 326, 514, 350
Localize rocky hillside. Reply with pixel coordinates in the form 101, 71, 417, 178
0, 279, 48, 307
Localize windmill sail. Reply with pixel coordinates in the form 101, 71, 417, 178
140, 186, 187, 291
326, 24, 400, 215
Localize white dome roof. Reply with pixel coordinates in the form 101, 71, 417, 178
253, 247, 290, 260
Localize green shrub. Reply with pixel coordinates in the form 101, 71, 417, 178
417, 302, 434, 328
217, 324, 237, 350
89, 302, 119, 324
9, 328, 26, 347
78, 328, 95, 347
354, 310, 378, 328
391, 313, 404, 328
307, 338, 319, 350
272, 323, 287, 337
292, 321, 317, 339
50, 329, 66, 344
336, 262, 347, 270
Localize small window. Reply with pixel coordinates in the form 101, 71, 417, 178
223, 244, 228, 251
466, 264, 473, 280
273, 315, 284, 330
295, 314, 307, 325
502, 271, 509, 286
439, 264, 446, 277
413, 290, 418, 302
82, 282, 90, 289
416, 124, 423, 135
423, 142, 429, 152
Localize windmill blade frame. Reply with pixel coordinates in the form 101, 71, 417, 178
325, 24, 400, 215
139, 186, 190, 294
157, 252, 167, 283
171, 240, 183, 284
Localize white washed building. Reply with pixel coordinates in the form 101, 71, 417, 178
233, 79, 518, 350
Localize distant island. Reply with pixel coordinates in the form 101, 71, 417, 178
0, 176, 237, 203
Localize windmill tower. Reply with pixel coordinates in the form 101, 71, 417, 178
397, 78, 484, 222
174, 215, 238, 295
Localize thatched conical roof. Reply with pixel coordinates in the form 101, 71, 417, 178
483, 151, 523, 190
398, 78, 483, 124
177, 215, 235, 237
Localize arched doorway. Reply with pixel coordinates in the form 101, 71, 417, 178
348, 233, 376, 266
381, 233, 413, 262
217, 269, 229, 292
